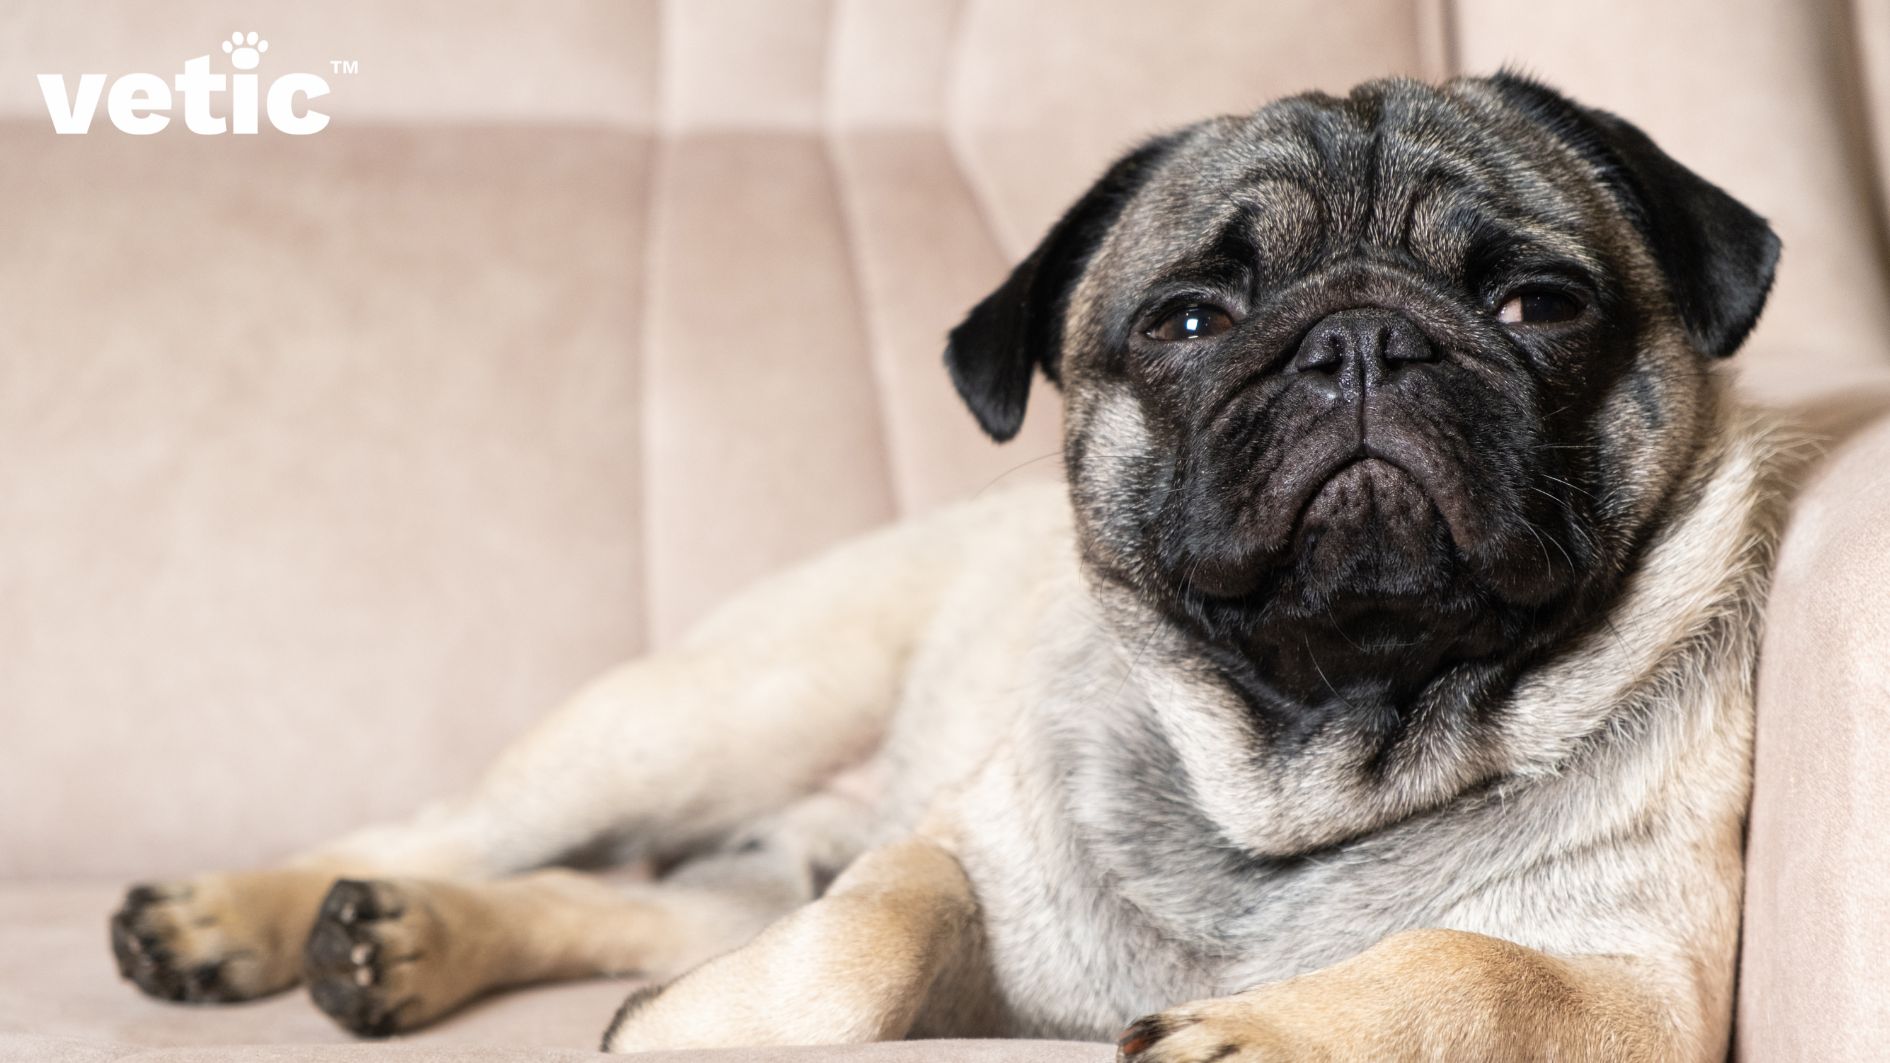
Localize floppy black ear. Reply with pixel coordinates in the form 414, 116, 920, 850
1488, 71, 1781, 358
944, 134, 1183, 441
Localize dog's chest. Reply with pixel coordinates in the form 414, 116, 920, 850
929, 684, 1503, 1039
957, 808, 1536, 1044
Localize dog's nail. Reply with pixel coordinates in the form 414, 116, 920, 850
354, 965, 375, 987
337, 902, 357, 924
351, 943, 373, 965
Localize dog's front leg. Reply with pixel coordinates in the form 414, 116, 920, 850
600, 836, 979, 1052
1118, 929, 1687, 1063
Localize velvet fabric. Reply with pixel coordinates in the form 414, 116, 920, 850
3, 2, 1887, 1059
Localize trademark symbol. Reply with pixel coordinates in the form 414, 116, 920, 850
329, 59, 358, 75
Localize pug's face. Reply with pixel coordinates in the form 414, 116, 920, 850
947, 75, 1778, 719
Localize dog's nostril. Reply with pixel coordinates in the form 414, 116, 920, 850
1294, 332, 1346, 374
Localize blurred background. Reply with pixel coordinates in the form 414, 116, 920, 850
1, 0, 1888, 1051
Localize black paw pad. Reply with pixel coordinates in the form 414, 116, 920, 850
304, 879, 413, 1037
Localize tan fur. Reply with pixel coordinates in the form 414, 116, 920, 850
1118, 930, 1671, 1062
298, 867, 797, 1032
602, 838, 977, 1052
111, 869, 335, 999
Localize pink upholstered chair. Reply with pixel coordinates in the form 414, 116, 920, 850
3, 2, 1886, 1059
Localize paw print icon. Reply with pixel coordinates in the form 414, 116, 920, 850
221, 31, 268, 70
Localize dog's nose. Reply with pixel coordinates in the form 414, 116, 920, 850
1291, 308, 1435, 387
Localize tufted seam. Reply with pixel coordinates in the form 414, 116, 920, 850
940, 2, 1022, 262
1840, 0, 1890, 293
1418, 0, 1461, 80
819, 1, 907, 516
635, 0, 670, 647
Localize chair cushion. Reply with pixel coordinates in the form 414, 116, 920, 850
0, 882, 1112, 1061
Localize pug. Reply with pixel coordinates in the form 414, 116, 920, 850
112, 72, 1786, 1062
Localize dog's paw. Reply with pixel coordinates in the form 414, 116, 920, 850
1116, 1002, 1306, 1063
304, 878, 489, 1037
110, 874, 310, 1003
304, 879, 432, 1036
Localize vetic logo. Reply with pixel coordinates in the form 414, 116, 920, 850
38, 31, 334, 135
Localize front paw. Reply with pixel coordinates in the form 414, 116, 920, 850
110, 874, 312, 1003
1117, 1003, 1306, 1063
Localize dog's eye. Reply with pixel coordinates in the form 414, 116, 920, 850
1497, 288, 1583, 325
1146, 304, 1235, 342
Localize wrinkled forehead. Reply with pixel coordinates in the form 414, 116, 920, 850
1100, 82, 1611, 288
